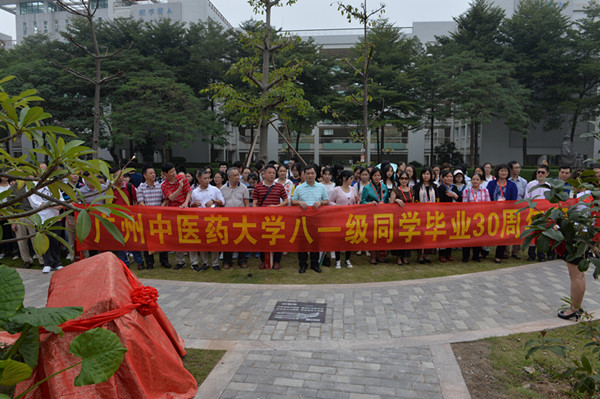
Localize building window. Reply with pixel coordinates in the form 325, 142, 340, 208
54, 20, 58, 32
43, 20, 48, 33
322, 129, 334, 136
33, 21, 38, 34
19, 1, 44, 14
23, 22, 27, 35
95, 0, 108, 9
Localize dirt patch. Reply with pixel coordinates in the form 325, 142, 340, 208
452, 340, 572, 399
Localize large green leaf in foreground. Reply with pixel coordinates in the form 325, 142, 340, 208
69, 328, 127, 386
10, 307, 83, 334
0, 266, 25, 325
0, 359, 32, 385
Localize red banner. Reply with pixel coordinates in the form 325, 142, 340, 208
77, 200, 561, 252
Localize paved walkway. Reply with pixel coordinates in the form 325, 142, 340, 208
19, 260, 600, 399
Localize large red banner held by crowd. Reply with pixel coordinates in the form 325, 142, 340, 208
77, 200, 557, 252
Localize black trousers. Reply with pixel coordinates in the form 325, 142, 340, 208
494, 246, 506, 259
335, 251, 352, 261
462, 247, 482, 261
298, 252, 319, 268
42, 233, 62, 268
143, 251, 170, 266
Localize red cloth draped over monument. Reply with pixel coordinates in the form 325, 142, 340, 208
14, 252, 197, 399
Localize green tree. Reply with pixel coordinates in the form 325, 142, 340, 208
366, 20, 422, 163
441, 52, 529, 166
335, 0, 385, 164
502, 0, 571, 162
434, 141, 463, 165
111, 75, 227, 163
53, 1, 130, 158
448, 0, 506, 61
185, 19, 241, 99
411, 43, 451, 165
273, 35, 337, 157
558, 1, 600, 142
210, 0, 315, 166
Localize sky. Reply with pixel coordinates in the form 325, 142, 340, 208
0, 0, 473, 39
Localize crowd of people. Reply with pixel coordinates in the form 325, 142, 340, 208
2, 158, 587, 277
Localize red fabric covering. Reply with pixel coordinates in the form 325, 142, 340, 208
14, 252, 197, 399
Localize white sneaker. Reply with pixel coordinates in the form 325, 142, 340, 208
66, 253, 73, 261
365, 251, 371, 257
335, 260, 341, 269
345, 260, 353, 268
0, 253, 5, 259
54, 266, 64, 271
42, 266, 51, 274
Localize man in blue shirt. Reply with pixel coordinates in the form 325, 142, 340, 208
291, 164, 329, 274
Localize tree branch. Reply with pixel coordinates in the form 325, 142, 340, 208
269, 120, 308, 165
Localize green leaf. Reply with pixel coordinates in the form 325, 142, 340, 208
582, 354, 593, 373
32, 232, 49, 257
76, 210, 92, 242
578, 258, 590, 272
542, 228, 564, 242
18, 327, 40, 369
536, 234, 550, 254
525, 346, 539, 360
548, 346, 567, 358
97, 216, 125, 246
0, 359, 32, 385
10, 306, 83, 333
0, 394, 11, 399
69, 328, 127, 386
0, 266, 25, 324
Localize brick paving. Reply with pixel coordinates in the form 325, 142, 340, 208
18, 260, 600, 399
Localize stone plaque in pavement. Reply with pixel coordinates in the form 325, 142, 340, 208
269, 301, 326, 323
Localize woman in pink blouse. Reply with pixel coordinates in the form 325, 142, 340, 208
329, 170, 360, 269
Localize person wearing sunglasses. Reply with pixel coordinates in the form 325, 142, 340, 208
524, 164, 552, 261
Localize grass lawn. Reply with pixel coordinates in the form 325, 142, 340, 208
182, 348, 226, 386
2, 248, 539, 284
453, 321, 599, 399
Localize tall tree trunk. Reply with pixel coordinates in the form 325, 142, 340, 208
362, 12, 370, 164
375, 126, 380, 164
258, 2, 273, 164
430, 112, 435, 165
522, 135, 528, 166
472, 121, 479, 167
295, 128, 301, 155
569, 107, 581, 143
89, 12, 101, 159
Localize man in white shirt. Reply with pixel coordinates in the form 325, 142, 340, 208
190, 170, 226, 271
221, 168, 250, 269
28, 186, 62, 274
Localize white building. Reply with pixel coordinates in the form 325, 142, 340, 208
0, 0, 231, 44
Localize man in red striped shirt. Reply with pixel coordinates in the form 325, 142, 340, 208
161, 162, 192, 208
161, 163, 192, 269
252, 165, 288, 269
